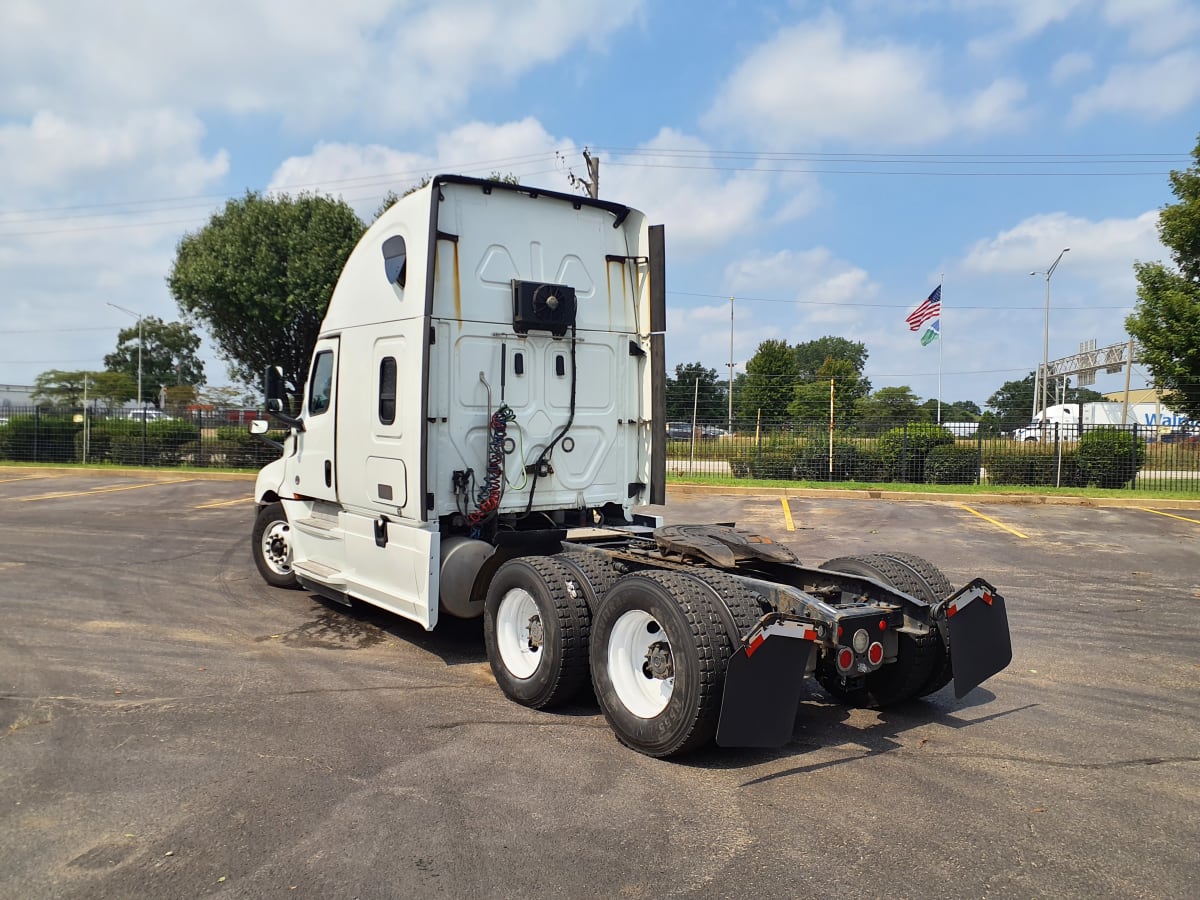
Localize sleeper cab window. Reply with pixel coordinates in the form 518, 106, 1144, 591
308, 350, 334, 416
382, 235, 406, 290
379, 356, 397, 425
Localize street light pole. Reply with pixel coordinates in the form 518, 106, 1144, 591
1031, 248, 1069, 427
727, 296, 734, 434
107, 302, 144, 409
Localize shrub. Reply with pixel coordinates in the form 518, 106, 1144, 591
849, 445, 887, 481
983, 449, 1079, 486
727, 447, 798, 480
1076, 427, 1145, 488
877, 423, 955, 482
0, 413, 81, 462
925, 445, 980, 485
793, 440, 852, 480
203, 427, 287, 468
106, 419, 201, 466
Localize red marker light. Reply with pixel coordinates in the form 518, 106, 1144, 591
867, 642, 884, 665
837, 648, 854, 672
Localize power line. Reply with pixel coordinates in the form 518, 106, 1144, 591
0, 142, 1189, 237
669, 289, 1135, 312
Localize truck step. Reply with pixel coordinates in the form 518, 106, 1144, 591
292, 560, 346, 586
293, 515, 339, 532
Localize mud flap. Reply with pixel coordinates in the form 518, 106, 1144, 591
715, 637, 814, 748
945, 581, 1012, 699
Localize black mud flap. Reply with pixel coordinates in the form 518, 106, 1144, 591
716, 637, 814, 748
945, 581, 1012, 699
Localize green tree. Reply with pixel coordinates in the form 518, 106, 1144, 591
794, 336, 869, 383
1127, 134, 1200, 422
789, 357, 864, 424
29, 370, 133, 408
922, 399, 982, 422
856, 386, 924, 430
89, 371, 138, 407
665, 362, 727, 423
168, 192, 366, 407
103, 316, 206, 405
738, 339, 798, 424
31, 369, 88, 407
986, 372, 1037, 430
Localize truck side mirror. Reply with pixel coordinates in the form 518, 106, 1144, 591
264, 366, 286, 406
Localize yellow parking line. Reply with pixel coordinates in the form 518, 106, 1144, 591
17, 478, 193, 502
195, 496, 255, 509
1137, 506, 1200, 526
958, 504, 1029, 539
780, 496, 795, 532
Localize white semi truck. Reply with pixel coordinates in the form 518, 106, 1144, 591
250, 176, 1011, 757
1013, 401, 1194, 442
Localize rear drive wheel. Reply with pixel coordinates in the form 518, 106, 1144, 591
483, 557, 591, 709
252, 502, 299, 589
819, 554, 942, 707
590, 571, 732, 757
875, 552, 954, 697
555, 551, 620, 612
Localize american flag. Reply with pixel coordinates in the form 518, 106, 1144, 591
906, 285, 941, 332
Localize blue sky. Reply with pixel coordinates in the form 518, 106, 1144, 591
2, 0, 1199, 409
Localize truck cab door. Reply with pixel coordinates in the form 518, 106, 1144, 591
294, 337, 340, 502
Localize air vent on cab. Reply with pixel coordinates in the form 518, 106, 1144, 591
511, 280, 577, 336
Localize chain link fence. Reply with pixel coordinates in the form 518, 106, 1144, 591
664, 419, 1200, 493
3, 406, 1198, 492
0, 407, 284, 470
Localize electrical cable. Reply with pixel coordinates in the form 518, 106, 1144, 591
524, 325, 578, 516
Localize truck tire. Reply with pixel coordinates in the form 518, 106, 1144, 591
252, 501, 300, 589
875, 552, 955, 697
682, 570, 769, 642
590, 570, 732, 757
555, 551, 620, 612
818, 555, 942, 707
483, 557, 591, 709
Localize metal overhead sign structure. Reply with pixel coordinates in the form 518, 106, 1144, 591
1044, 338, 1138, 384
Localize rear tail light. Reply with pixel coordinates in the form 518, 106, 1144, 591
836, 647, 854, 672
867, 642, 884, 665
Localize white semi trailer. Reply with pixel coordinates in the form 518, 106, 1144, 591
1013, 401, 1195, 442
250, 176, 1011, 757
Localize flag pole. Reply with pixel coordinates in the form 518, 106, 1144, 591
938, 273, 944, 424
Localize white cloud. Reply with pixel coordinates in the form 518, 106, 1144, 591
268, 118, 570, 220
0, 1, 642, 131
1050, 52, 1093, 85
0, 110, 228, 205
269, 123, 779, 256
960, 209, 1163, 293
705, 18, 951, 146
1070, 50, 1200, 122
1103, 0, 1200, 54
600, 130, 775, 255
960, 77, 1029, 132
965, 0, 1087, 58
703, 15, 1029, 147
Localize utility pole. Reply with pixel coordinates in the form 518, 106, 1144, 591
1030, 248, 1070, 426
108, 302, 144, 409
727, 296, 734, 433
582, 148, 599, 199
560, 148, 600, 198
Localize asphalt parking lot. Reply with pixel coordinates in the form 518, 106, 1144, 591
1, 470, 1198, 899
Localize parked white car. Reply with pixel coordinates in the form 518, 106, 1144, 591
124, 408, 171, 422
